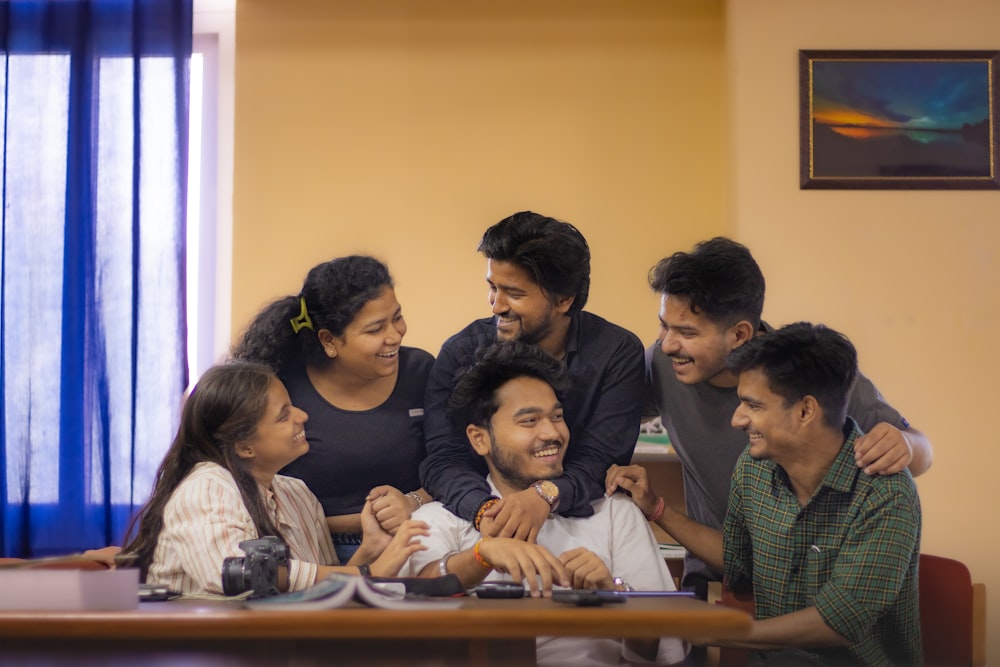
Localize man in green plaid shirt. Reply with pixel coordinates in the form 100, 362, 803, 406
725, 322, 921, 665
609, 322, 921, 665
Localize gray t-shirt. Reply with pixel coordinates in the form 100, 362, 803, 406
646, 333, 909, 582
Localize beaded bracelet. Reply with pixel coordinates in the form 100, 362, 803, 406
474, 497, 500, 531
645, 496, 666, 522
473, 538, 493, 569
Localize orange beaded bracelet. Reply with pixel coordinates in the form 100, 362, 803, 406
474, 497, 500, 531
473, 538, 493, 569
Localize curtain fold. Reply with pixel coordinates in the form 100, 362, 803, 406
0, 0, 191, 557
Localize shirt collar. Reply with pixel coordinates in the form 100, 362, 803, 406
769, 417, 863, 497
820, 418, 864, 494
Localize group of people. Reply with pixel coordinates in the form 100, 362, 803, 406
118, 211, 931, 667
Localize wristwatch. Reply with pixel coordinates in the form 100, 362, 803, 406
532, 480, 560, 513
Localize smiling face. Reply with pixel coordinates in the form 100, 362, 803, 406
238, 378, 310, 482
324, 286, 406, 381
486, 259, 572, 348
731, 368, 801, 462
466, 376, 568, 494
658, 293, 752, 388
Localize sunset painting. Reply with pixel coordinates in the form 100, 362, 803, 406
800, 50, 999, 189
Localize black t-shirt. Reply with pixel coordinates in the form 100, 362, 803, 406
420, 313, 645, 522
279, 346, 434, 517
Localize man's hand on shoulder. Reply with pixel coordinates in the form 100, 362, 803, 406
605, 464, 659, 517
854, 422, 912, 476
480, 488, 550, 542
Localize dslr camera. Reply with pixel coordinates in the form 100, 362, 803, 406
221, 536, 289, 598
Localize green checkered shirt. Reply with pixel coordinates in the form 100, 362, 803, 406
723, 419, 922, 666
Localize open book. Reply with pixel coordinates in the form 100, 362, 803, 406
246, 573, 464, 611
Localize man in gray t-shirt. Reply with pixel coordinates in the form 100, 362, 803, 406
619, 237, 933, 593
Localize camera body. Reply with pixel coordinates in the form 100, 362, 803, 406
221, 536, 289, 598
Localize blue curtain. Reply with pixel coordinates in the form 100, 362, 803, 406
0, 0, 191, 557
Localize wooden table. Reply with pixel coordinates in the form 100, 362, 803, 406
0, 595, 751, 667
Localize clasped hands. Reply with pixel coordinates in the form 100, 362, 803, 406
366, 484, 424, 535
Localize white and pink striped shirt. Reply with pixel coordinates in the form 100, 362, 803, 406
147, 461, 338, 595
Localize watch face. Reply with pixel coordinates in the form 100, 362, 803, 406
537, 480, 559, 501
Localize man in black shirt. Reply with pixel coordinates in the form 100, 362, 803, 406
419, 211, 645, 539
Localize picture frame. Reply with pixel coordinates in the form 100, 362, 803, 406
799, 50, 999, 190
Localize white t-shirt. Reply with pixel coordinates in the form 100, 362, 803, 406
404, 479, 687, 666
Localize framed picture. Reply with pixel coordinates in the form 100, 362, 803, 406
800, 50, 999, 190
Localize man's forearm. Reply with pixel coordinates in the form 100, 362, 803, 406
551, 454, 608, 517
421, 388, 490, 520
420, 453, 492, 522
655, 506, 724, 573
418, 549, 490, 588
904, 427, 932, 477
712, 606, 850, 650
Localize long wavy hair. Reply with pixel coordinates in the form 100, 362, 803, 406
121, 361, 286, 580
231, 255, 393, 375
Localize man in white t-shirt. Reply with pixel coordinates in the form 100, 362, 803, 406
403, 341, 685, 666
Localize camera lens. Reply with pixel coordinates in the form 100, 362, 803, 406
221, 556, 249, 596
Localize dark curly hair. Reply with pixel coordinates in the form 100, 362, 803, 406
648, 237, 765, 330
232, 255, 393, 374
478, 211, 590, 313
446, 340, 571, 431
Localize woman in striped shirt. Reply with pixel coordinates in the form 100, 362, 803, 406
122, 361, 428, 595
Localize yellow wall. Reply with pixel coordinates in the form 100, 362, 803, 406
728, 0, 999, 660
235, 0, 996, 660
232, 0, 725, 353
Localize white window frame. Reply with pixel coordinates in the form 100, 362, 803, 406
190, 0, 235, 386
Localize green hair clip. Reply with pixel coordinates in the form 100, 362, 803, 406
290, 296, 314, 333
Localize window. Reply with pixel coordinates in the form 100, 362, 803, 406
189, 0, 236, 387
1, 1, 194, 555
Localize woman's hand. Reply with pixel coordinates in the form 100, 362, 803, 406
82, 545, 122, 569
355, 499, 392, 560
367, 485, 413, 535
370, 519, 430, 577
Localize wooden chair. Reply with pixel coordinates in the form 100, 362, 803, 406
707, 553, 987, 667
706, 581, 752, 667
